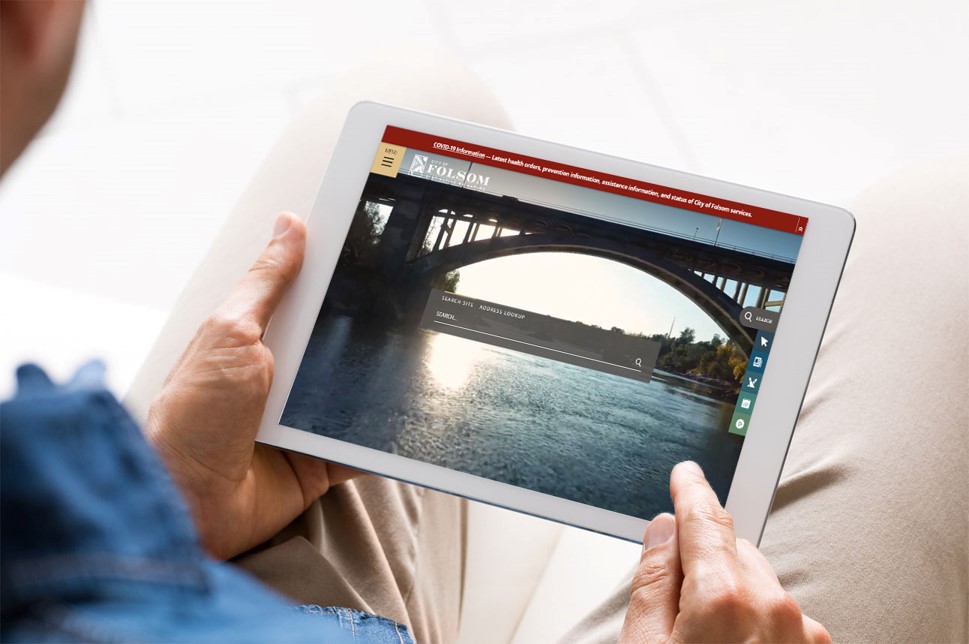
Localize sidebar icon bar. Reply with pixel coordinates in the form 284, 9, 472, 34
729, 330, 774, 437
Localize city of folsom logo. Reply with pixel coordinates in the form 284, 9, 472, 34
410, 154, 430, 173
408, 154, 490, 188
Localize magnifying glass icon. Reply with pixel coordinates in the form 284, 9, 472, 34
635, 358, 642, 367
743, 311, 753, 322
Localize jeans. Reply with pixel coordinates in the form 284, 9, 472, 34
0, 362, 411, 643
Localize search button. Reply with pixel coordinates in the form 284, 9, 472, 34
739, 306, 779, 332
635, 358, 643, 368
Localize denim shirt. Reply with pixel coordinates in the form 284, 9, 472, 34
0, 363, 412, 643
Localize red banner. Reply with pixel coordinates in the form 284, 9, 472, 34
383, 126, 806, 235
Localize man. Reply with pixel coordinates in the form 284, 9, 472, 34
24, 1, 961, 641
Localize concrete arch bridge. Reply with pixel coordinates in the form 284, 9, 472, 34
362, 173, 792, 356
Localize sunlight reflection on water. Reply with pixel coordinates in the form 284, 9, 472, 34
282, 316, 742, 518
425, 333, 492, 390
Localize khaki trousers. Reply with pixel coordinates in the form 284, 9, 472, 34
126, 54, 968, 643
559, 157, 969, 643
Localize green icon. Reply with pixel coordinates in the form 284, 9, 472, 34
737, 392, 757, 413
729, 411, 752, 437
742, 372, 760, 394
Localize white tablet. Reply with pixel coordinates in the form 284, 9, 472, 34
257, 102, 854, 544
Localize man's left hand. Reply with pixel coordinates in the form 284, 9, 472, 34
146, 212, 357, 560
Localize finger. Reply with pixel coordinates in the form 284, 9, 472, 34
326, 463, 363, 487
281, 452, 364, 505
736, 537, 780, 584
802, 614, 832, 643
621, 513, 682, 643
736, 539, 823, 642
221, 212, 306, 334
670, 461, 738, 576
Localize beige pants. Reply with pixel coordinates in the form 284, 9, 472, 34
126, 55, 968, 643
559, 157, 969, 643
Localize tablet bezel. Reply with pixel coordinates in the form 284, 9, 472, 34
256, 101, 855, 544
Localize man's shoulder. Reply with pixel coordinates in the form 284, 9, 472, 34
3, 362, 121, 427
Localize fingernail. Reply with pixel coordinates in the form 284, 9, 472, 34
644, 513, 675, 550
273, 213, 293, 237
680, 461, 704, 477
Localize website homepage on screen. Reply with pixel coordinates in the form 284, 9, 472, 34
281, 126, 807, 519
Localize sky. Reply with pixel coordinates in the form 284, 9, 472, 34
453, 251, 725, 342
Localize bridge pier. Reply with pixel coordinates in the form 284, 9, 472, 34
372, 179, 432, 276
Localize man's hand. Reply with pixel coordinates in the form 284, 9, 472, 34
621, 462, 831, 643
146, 212, 357, 560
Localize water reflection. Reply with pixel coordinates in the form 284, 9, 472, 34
283, 315, 743, 519
425, 333, 492, 390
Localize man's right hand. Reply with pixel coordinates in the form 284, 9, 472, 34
620, 461, 831, 643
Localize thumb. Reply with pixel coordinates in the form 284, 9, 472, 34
220, 212, 306, 333
621, 513, 681, 643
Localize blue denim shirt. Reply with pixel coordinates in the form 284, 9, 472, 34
1, 363, 412, 643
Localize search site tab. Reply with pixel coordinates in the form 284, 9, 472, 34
420, 289, 661, 382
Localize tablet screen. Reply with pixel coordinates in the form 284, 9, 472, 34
281, 126, 807, 519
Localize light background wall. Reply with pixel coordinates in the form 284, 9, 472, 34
2, 0, 967, 395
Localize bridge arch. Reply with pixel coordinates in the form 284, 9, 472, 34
404, 232, 755, 355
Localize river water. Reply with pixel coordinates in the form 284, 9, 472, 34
282, 315, 743, 520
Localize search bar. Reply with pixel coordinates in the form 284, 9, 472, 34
420, 290, 661, 383
739, 306, 779, 332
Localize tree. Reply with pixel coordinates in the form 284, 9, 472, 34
432, 270, 460, 292
655, 329, 747, 389
339, 201, 385, 268
697, 341, 746, 383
